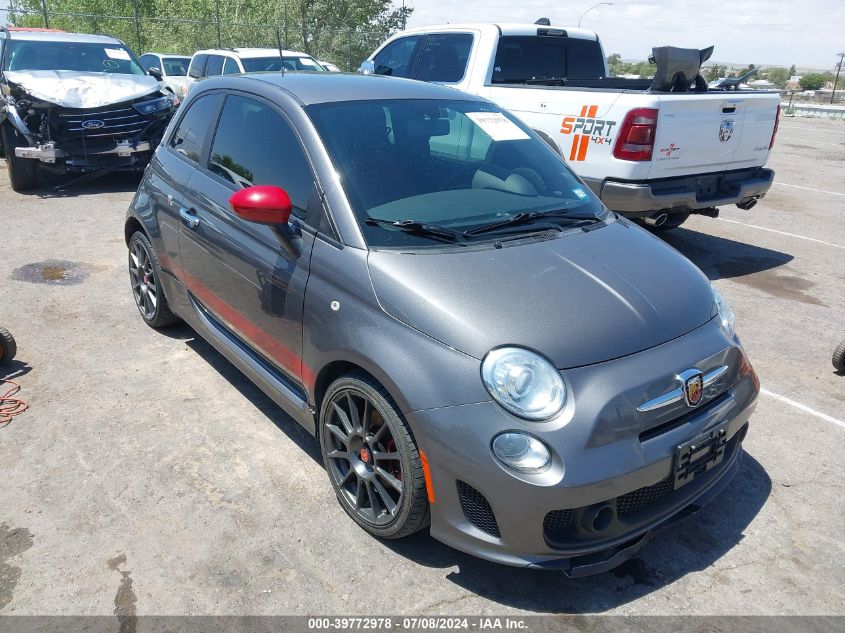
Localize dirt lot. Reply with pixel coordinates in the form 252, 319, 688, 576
0, 116, 843, 617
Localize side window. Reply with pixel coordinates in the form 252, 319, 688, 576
205, 55, 225, 77
416, 33, 473, 83
222, 57, 239, 75
138, 54, 154, 70
208, 95, 314, 220
372, 36, 421, 78
169, 94, 218, 163
188, 54, 208, 78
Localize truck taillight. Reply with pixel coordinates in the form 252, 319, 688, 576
769, 104, 781, 150
613, 108, 659, 161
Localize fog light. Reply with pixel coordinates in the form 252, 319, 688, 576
492, 432, 551, 473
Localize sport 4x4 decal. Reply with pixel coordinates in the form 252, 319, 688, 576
560, 105, 617, 162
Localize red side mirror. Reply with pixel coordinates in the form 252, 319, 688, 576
229, 186, 292, 225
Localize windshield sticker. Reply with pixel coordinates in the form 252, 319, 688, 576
572, 188, 588, 199
104, 48, 131, 61
467, 112, 530, 142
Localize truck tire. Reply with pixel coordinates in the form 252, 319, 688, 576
1, 123, 38, 191
833, 340, 845, 372
0, 327, 17, 364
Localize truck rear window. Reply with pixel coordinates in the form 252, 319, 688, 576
491, 36, 605, 84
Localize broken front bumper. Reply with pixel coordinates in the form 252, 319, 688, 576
15, 140, 152, 164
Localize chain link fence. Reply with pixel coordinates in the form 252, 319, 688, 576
2, 0, 393, 71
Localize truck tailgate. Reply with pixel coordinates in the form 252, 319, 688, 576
648, 92, 778, 179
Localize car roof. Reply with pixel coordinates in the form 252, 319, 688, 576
2, 30, 124, 44
237, 71, 488, 106
398, 22, 599, 41
143, 52, 191, 59
193, 47, 312, 59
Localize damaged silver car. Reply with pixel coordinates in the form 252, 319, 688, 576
0, 27, 178, 190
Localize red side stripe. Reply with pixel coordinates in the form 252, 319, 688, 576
576, 134, 590, 161
569, 135, 580, 161
587, 104, 598, 118
579, 105, 588, 117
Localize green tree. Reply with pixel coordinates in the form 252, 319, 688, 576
704, 63, 726, 82
799, 73, 827, 91
764, 66, 790, 88
789, 64, 796, 76
606, 53, 622, 75
10, 0, 411, 70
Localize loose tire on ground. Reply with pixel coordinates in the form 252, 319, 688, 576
127, 231, 180, 328
833, 340, 845, 372
0, 327, 17, 364
319, 372, 430, 539
1, 123, 38, 191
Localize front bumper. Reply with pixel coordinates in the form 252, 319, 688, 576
15, 140, 152, 164
411, 319, 759, 576
595, 167, 774, 215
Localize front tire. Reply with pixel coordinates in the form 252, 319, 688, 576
128, 231, 179, 328
1, 123, 38, 191
319, 372, 430, 539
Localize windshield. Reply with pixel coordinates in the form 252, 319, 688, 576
162, 56, 189, 76
3, 40, 145, 74
307, 99, 605, 248
240, 55, 326, 73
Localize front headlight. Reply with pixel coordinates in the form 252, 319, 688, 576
712, 287, 736, 338
481, 347, 566, 420
133, 95, 177, 115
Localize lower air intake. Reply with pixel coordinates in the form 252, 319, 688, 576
456, 480, 500, 538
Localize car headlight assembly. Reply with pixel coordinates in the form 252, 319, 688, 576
481, 347, 566, 420
712, 287, 736, 339
133, 95, 177, 115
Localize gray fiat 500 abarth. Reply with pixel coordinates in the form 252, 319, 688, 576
125, 72, 759, 577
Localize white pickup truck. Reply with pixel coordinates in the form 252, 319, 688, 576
361, 22, 781, 230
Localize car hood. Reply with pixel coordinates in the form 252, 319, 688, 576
4, 70, 160, 108
367, 220, 715, 369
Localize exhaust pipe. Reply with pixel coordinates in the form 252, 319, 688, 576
736, 198, 758, 211
644, 212, 668, 227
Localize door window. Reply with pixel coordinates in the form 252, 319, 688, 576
415, 33, 473, 83
222, 57, 240, 74
372, 36, 422, 78
207, 95, 314, 219
188, 54, 208, 78
205, 55, 225, 76
169, 94, 218, 163
138, 54, 154, 70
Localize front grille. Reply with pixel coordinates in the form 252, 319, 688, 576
615, 475, 674, 518
542, 509, 574, 541
542, 429, 743, 545
55, 105, 147, 139
456, 481, 500, 537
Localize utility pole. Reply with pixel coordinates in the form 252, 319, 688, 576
833, 52, 844, 105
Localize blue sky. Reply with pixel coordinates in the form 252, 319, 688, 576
406, 0, 845, 69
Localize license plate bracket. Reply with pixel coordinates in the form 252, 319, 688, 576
674, 423, 729, 490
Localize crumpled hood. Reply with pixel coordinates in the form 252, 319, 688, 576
4, 70, 160, 108
367, 220, 715, 369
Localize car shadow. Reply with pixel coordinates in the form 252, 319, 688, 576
658, 227, 794, 281
168, 323, 323, 465
381, 452, 771, 613
28, 169, 142, 198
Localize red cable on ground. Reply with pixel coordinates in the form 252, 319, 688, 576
0, 379, 28, 427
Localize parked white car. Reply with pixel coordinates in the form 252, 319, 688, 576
362, 22, 781, 229
138, 52, 191, 96
319, 60, 341, 72
185, 47, 325, 92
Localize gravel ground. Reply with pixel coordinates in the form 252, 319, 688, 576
0, 115, 843, 617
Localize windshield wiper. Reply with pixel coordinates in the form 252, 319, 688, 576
365, 217, 465, 243
464, 210, 601, 236
524, 77, 567, 86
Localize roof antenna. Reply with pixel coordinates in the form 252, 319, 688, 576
535, 17, 551, 25
275, 29, 285, 75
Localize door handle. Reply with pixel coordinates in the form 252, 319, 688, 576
179, 207, 199, 229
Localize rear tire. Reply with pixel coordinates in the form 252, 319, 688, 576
319, 372, 430, 539
0, 327, 17, 364
1, 123, 38, 191
833, 341, 845, 372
